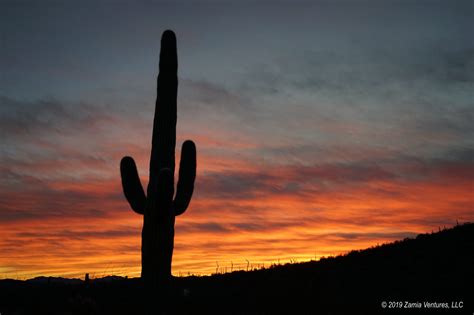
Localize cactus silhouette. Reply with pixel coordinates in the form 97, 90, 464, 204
120, 30, 196, 292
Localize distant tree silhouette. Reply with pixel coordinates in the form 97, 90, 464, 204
120, 30, 196, 300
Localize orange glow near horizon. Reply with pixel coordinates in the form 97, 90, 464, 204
1, 146, 473, 280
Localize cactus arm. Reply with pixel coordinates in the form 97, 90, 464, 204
120, 156, 146, 215
174, 140, 196, 216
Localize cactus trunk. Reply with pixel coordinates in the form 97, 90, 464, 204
120, 30, 196, 293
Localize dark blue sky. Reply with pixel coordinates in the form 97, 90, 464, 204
3, 1, 472, 171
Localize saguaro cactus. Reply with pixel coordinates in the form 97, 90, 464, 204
120, 30, 196, 291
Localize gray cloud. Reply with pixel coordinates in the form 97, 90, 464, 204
0, 169, 122, 222
195, 146, 474, 200
229, 9, 474, 148
0, 96, 116, 139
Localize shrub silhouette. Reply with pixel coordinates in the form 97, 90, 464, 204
120, 30, 196, 294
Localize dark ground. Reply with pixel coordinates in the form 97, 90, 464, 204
1, 223, 473, 314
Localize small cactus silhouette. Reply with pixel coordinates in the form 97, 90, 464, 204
120, 30, 196, 291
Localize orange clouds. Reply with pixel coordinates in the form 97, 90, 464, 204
2, 147, 472, 280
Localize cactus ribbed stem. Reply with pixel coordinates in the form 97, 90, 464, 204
120, 30, 196, 294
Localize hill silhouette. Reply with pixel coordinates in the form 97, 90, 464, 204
1, 223, 472, 314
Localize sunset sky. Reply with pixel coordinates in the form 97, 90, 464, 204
1, 0, 473, 279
